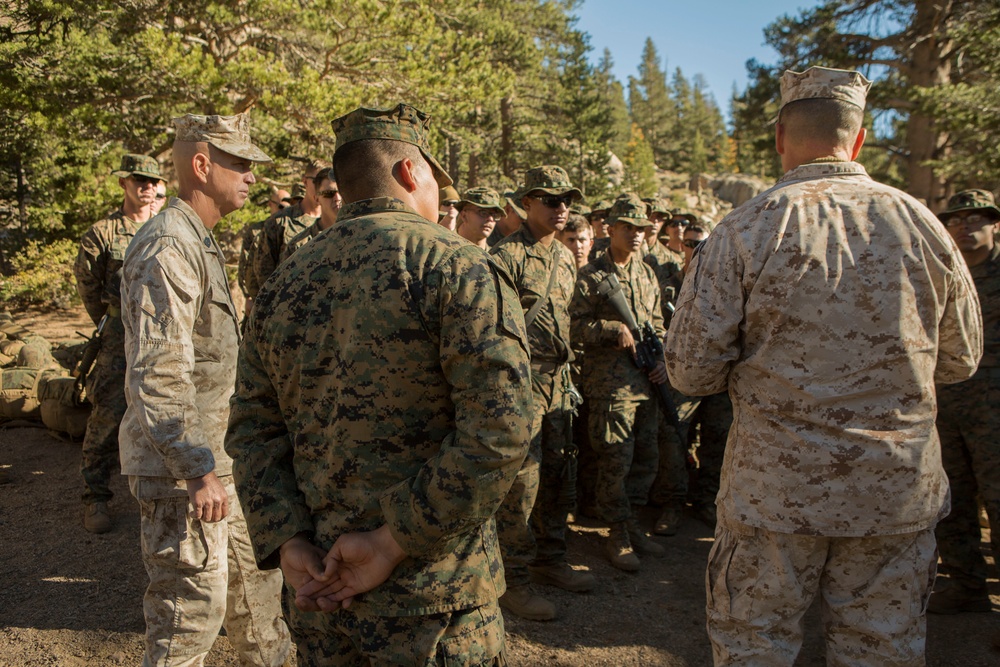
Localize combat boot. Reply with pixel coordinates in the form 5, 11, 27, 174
627, 518, 665, 557
529, 562, 597, 592
499, 584, 557, 621
927, 581, 992, 614
694, 503, 717, 529
654, 503, 683, 536
83, 501, 112, 534
606, 523, 640, 572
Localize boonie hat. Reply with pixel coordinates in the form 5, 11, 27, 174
572, 203, 592, 217
440, 185, 460, 204
173, 112, 272, 163
504, 190, 526, 219
779, 66, 872, 114
939, 189, 1000, 222
521, 166, 583, 201
644, 197, 671, 216
111, 154, 164, 181
607, 193, 652, 228
590, 200, 613, 217
332, 103, 452, 187
671, 208, 698, 224
458, 187, 505, 216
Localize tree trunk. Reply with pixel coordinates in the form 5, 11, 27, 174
500, 96, 515, 179
467, 152, 480, 188
905, 0, 954, 210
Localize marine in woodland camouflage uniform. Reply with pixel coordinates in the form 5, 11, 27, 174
455, 186, 504, 250
929, 189, 1000, 615
120, 113, 290, 667
490, 165, 596, 620
249, 160, 325, 298
73, 153, 164, 534
279, 168, 343, 262
225, 103, 531, 665
487, 190, 526, 247
667, 67, 982, 666
570, 193, 667, 571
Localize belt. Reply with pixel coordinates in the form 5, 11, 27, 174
530, 361, 565, 375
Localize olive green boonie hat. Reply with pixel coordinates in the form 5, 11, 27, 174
521, 165, 583, 201
590, 200, 613, 217
111, 153, 164, 181
643, 196, 671, 216
939, 189, 1000, 222
290, 183, 306, 200
459, 187, 504, 216
779, 66, 872, 115
504, 190, 526, 219
440, 185, 460, 204
572, 203, 592, 217
332, 103, 453, 187
671, 208, 698, 224
607, 192, 652, 228
173, 112, 272, 163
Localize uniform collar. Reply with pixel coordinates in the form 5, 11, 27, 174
167, 197, 219, 255
338, 197, 425, 223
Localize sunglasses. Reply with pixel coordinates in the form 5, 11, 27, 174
682, 239, 703, 249
320, 189, 340, 199
532, 194, 574, 209
441, 200, 460, 207
131, 174, 160, 185
154, 194, 166, 200
943, 213, 995, 228
667, 219, 690, 228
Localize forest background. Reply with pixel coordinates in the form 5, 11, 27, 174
1, 0, 998, 307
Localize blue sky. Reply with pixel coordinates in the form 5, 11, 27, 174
573, 1, 824, 108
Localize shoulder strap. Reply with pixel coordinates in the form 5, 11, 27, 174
523, 255, 560, 328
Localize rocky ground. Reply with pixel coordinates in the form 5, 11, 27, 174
1, 305, 998, 666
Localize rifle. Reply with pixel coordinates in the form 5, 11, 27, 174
596, 274, 681, 431
73, 313, 108, 406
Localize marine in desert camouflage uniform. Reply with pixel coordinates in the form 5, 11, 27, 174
491, 165, 596, 621
120, 113, 290, 667
929, 189, 1000, 616
570, 193, 667, 572
225, 103, 532, 665
667, 67, 982, 666
73, 153, 164, 534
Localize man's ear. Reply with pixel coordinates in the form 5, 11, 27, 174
395, 158, 418, 192
192, 151, 211, 184
775, 122, 786, 156
850, 127, 867, 160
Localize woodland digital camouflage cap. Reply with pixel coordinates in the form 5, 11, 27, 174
939, 189, 1000, 221
521, 165, 583, 200
332, 103, 453, 187
644, 196, 671, 215
590, 200, 613, 215
173, 112, 272, 163
290, 183, 306, 200
671, 209, 698, 224
779, 66, 872, 113
572, 202, 592, 217
459, 187, 505, 215
607, 192, 652, 227
504, 191, 526, 219
111, 154, 164, 180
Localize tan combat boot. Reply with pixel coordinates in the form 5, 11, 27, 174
529, 562, 597, 592
627, 519, 665, 557
606, 523, 640, 572
83, 501, 112, 534
654, 503, 683, 536
499, 584, 557, 621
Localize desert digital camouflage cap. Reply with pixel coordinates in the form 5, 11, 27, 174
111, 154, 164, 181
779, 66, 872, 113
440, 185, 460, 203
939, 189, 1000, 222
504, 190, 526, 219
332, 103, 453, 187
607, 192, 652, 227
458, 187, 505, 215
172, 112, 272, 163
521, 165, 583, 200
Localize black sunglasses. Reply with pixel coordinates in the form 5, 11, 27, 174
532, 194, 574, 209
667, 219, 690, 228
131, 174, 160, 185
319, 189, 340, 199
682, 239, 703, 249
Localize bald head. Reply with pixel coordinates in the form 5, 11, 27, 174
776, 98, 866, 171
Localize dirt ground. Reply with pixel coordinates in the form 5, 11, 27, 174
2, 305, 999, 666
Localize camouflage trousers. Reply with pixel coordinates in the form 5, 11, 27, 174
588, 397, 659, 524
130, 475, 291, 667
496, 365, 576, 583
935, 372, 1000, 589
649, 386, 701, 506
80, 323, 127, 503
687, 391, 732, 509
284, 593, 506, 666
707, 521, 937, 667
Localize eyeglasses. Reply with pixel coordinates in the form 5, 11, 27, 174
320, 189, 340, 199
531, 194, 574, 209
682, 239, 703, 249
943, 213, 995, 228
667, 219, 690, 228
155, 193, 166, 200
131, 174, 160, 185
442, 200, 460, 207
